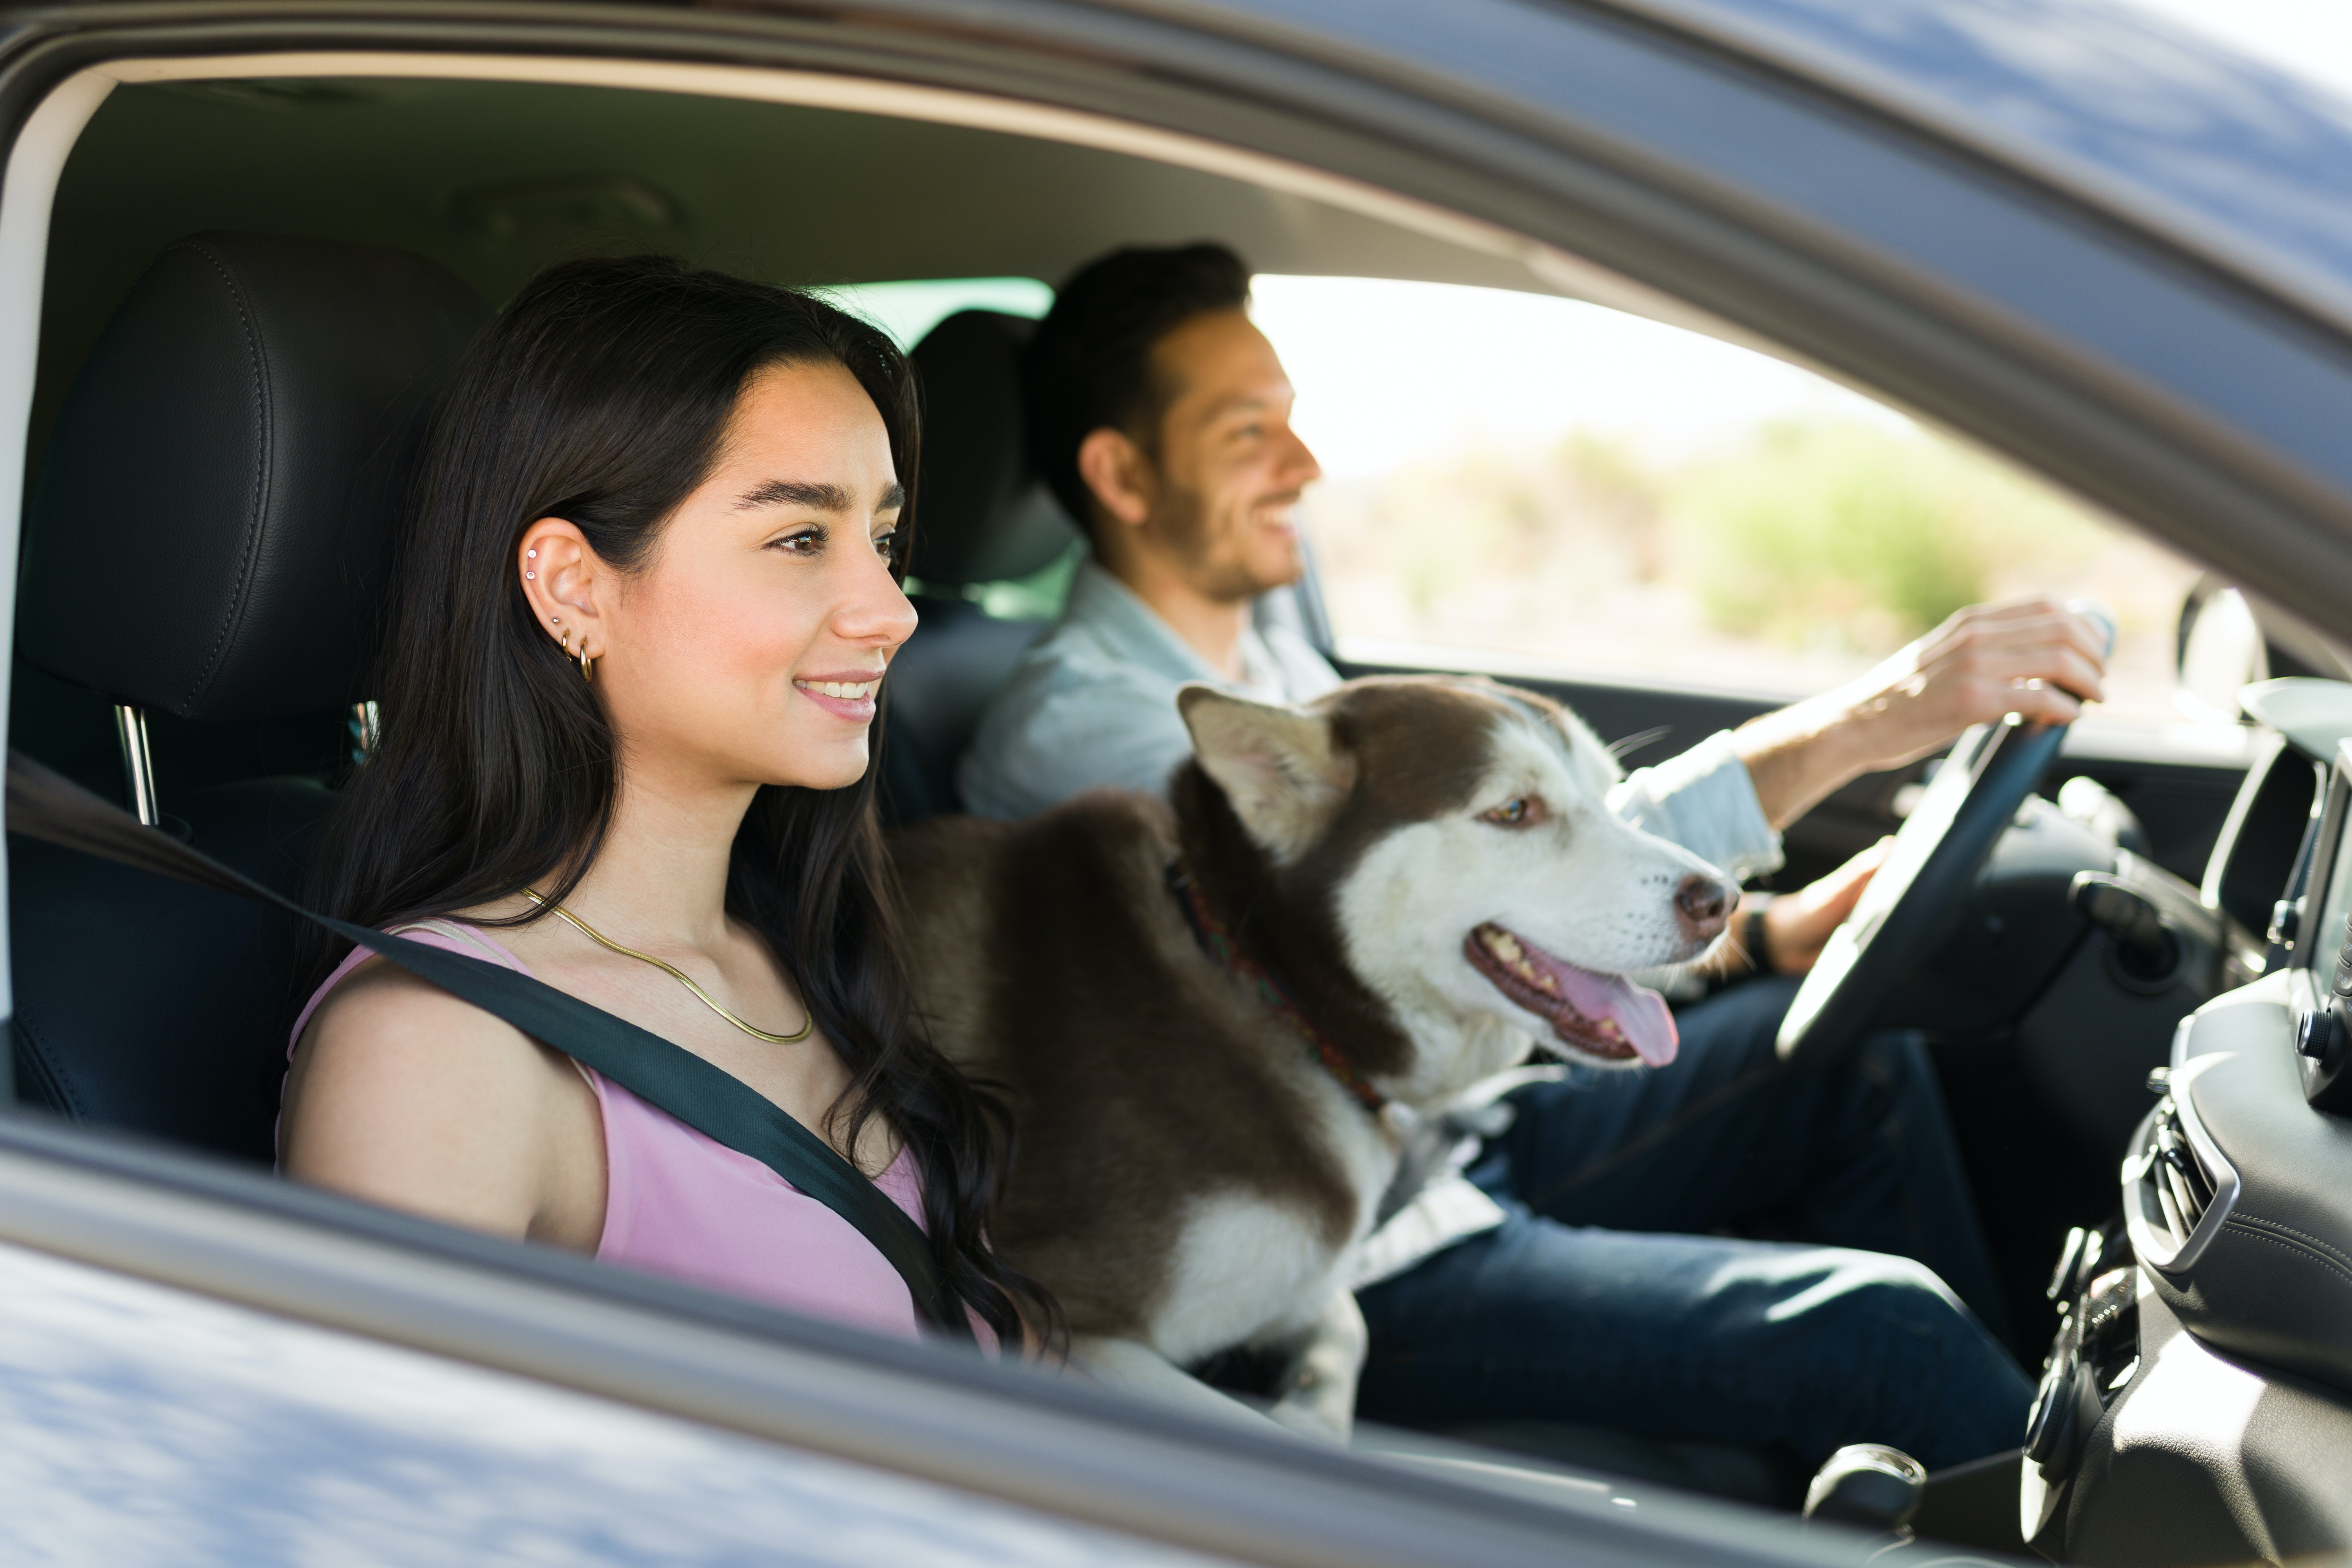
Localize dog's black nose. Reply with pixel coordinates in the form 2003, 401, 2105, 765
1674, 874, 1732, 939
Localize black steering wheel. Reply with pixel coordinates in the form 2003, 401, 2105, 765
1774, 715, 2072, 1068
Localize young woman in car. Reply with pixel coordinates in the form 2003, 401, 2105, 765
279, 257, 1050, 1349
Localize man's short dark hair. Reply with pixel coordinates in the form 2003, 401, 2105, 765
1025, 243, 1252, 538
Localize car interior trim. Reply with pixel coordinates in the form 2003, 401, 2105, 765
1347, 634, 2272, 778
2169, 1012, 2200, 1074
108, 702, 158, 826
2199, 732, 2294, 918
1335, 636, 1808, 707
0, 61, 110, 1037
2121, 1057, 2242, 1274
89, 48, 1779, 362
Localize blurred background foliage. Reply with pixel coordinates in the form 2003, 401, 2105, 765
1674, 422, 2106, 653
1304, 417, 2190, 714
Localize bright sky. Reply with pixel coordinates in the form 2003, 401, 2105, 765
2115, 0, 2352, 95
1248, 277, 1894, 480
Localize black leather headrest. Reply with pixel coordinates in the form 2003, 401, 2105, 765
19, 232, 491, 720
909, 309, 1080, 588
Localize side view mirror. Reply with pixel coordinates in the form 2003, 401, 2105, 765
2177, 574, 2352, 724
2176, 580, 2265, 723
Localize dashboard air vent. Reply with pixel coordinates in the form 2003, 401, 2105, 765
2126, 1067, 2240, 1273
2147, 1099, 2214, 1245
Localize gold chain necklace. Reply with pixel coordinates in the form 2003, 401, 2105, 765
522, 890, 813, 1044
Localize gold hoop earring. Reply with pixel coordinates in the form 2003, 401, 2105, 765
578, 646, 594, 683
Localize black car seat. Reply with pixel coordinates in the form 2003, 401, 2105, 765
882, 310, 1078, 824
8, 231, 490, 1163
886, 308, 1345, 826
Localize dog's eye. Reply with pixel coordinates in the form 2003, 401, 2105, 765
1480, 796, 1545, 828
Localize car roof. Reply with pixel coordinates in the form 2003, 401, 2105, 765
1612, 0, 2352, 336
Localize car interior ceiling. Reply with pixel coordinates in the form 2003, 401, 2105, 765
35, 76, 1565, 437
6, 68, 2282, 1524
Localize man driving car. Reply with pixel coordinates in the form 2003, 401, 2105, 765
960, 244, 2106, 1475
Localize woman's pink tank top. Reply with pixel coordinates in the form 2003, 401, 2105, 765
288, 920, 936, 1342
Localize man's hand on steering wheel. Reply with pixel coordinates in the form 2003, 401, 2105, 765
1695, 839, 1891, 980
1751, 838, 1894, 975
1735, 597, 2113, 830
1764, 598, 2117, 1065
1836, 598, 2110, 773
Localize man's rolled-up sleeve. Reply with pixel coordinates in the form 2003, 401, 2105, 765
1607, 729, 1783, 883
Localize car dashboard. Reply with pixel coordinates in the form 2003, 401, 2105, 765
2020, 680, 2352, 1563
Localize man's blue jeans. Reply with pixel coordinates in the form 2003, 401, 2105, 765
1353, 975, 2034, 1473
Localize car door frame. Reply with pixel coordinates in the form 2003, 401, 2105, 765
0, 0, 2346, 1557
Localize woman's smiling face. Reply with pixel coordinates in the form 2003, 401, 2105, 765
519, 358, 918, 795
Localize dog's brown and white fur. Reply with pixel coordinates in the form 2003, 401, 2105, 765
891, 675, 1738, 1436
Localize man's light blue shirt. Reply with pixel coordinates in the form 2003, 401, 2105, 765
959, 558, 1343, 821
958, 556, 1784, 886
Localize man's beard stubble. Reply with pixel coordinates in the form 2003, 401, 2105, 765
1153, 479, 1300, 604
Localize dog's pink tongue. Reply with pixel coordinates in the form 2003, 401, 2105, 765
1550, 961, 1680, 1067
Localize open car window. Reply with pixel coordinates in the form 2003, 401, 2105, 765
1260, 275, 2210, 727
815, 276, 1051, 351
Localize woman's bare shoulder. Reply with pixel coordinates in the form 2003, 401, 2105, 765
283, 958, 596, 1240
298, 956, 541, 1074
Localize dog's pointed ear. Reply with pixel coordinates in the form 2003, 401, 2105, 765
1178, 684, 1354, 863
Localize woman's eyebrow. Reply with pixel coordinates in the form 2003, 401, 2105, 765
730, 478, 908, 514
733, 478, 854, 513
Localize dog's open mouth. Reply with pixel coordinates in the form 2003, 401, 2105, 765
1465, 923, 1679, 1067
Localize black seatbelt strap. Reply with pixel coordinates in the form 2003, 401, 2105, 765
3, 749, 969, 1338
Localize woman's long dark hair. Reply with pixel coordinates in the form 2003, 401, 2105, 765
302, 255, 1057, 1347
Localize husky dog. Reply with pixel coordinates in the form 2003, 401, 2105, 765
890, 675, 1737, 1436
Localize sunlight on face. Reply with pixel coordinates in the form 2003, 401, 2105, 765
598, 360, 916, 794
1146, 309, 1322, 602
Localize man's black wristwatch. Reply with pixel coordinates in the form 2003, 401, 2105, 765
1743, 897, 1775, 975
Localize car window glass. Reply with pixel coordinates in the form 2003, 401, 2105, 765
823, 277, 1083, 618
923, 543, 1085, 622
1259, 276, 2206, 724
815, 276, 1052, 351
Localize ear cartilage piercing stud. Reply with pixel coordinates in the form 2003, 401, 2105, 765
526, 572, 536, 579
